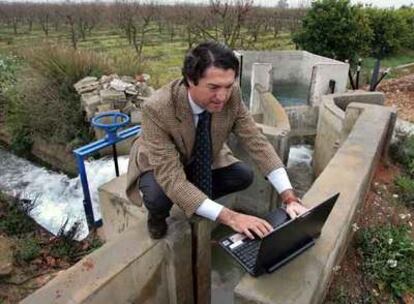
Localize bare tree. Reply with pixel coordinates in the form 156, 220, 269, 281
115, 1, 158, 63
178, 4, 204, 49
207, 0, 253, 48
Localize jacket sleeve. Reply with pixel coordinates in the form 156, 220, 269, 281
232, 97, 284, 175
141, 103, 207, 218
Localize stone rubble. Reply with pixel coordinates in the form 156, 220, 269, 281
74, 73, 154, 124
74, 74, 153, 150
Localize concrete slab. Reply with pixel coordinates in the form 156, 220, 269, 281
21, 216, 193, 304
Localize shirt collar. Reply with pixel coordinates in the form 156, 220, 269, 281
188, 92, 205, 115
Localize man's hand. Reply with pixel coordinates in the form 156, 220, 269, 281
285, 201, 308, 219
280, 189, 309, 219
217, 208, 273, 239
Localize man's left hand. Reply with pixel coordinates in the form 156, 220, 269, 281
285, 201, 308, 219
280, 189, 309, 219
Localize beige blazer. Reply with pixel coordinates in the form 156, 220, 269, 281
126, 79, 283, 217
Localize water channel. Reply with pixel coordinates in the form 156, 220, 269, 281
0, 147, 128, 240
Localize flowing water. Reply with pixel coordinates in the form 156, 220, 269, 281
0, 147, 128, 240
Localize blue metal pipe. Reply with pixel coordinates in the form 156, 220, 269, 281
73, 124, 141, 229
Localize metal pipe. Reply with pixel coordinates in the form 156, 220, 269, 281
75, 154, 95, 229
329, 80, 336, 94
373, 68, 390, 91
370, 58, 381, 91
356, 58, 362, 90
345, 59, 355, 90
112, 144, 120, 177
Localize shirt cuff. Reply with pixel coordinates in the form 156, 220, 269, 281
195, 198, 224, 221
267, 167, 292, 194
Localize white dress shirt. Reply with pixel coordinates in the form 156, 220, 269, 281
188, 93, 293, 221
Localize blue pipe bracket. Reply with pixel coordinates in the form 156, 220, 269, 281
73, 111, 141, 229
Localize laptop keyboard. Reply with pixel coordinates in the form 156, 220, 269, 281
232, 239, 261, 270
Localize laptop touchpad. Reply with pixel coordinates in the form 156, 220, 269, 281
264, 208, 290, 228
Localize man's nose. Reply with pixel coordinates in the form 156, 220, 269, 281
216, 89, 227, 102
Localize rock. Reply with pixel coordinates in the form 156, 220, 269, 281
125, 88, 138, 96
0, 236, 13, 277
74, 77, 100, 94
109, 79, 135, 92
81, 94, 101, 109
97, 104, 113, 113
121, 76, 136, 84
99, 74, 114, 84
100, 89, 127, 104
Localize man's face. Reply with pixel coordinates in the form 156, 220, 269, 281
187, 66, 236, 113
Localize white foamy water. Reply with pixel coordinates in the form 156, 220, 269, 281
0, 148, 128, 240
286, 144, 314, 198
287, 144, 313, 168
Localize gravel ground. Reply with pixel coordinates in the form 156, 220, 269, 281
378, 73, 414, 123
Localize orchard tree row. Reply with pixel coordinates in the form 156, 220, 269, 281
0, 1, 306, 55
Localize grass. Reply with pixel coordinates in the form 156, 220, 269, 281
0, 26, 295, 89
394, 176, 414, 207
356, 224, 414, 299
14, 236, 41, 263
352, 48, 414, 85
0, 193, 37, 236
0, 192, 104, 303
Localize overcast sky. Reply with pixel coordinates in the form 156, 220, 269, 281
2, 0, 413, 8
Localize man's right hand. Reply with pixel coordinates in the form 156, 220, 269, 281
217, 207, 273, 239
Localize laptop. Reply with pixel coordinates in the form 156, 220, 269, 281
219, 193, 340, 277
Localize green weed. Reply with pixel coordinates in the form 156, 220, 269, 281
389, 135, 414, 174
0, 194, 37, 236
14, 236, 41, 263
357, 225, 414, 299
50, 220, 82, 261
394, 175, 414, 207
23, 44, 112, 84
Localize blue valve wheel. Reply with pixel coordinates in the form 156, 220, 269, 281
91, 112, 130, 132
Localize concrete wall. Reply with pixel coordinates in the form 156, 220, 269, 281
313, 91, 385, 176
308, 63, 349, 106
21, 216, 194, 304
241, 50, 349, 107
284, 105, 319, 138
234, 96, 396, 304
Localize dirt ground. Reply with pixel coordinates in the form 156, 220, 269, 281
0, 196, 102, 304
378, 73, 414, 123
324, 161, 414, 303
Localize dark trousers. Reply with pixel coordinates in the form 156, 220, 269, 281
138, 162, 254, 218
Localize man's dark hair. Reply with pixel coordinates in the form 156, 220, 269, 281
182, 41, 239, 87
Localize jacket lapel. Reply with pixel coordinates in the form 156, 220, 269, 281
174, 83, 196, 158
211, 104, 229, 158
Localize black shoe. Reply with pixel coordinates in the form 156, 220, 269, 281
147, 213, 168, 239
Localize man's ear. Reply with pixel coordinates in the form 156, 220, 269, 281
187, 79, 195, 88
